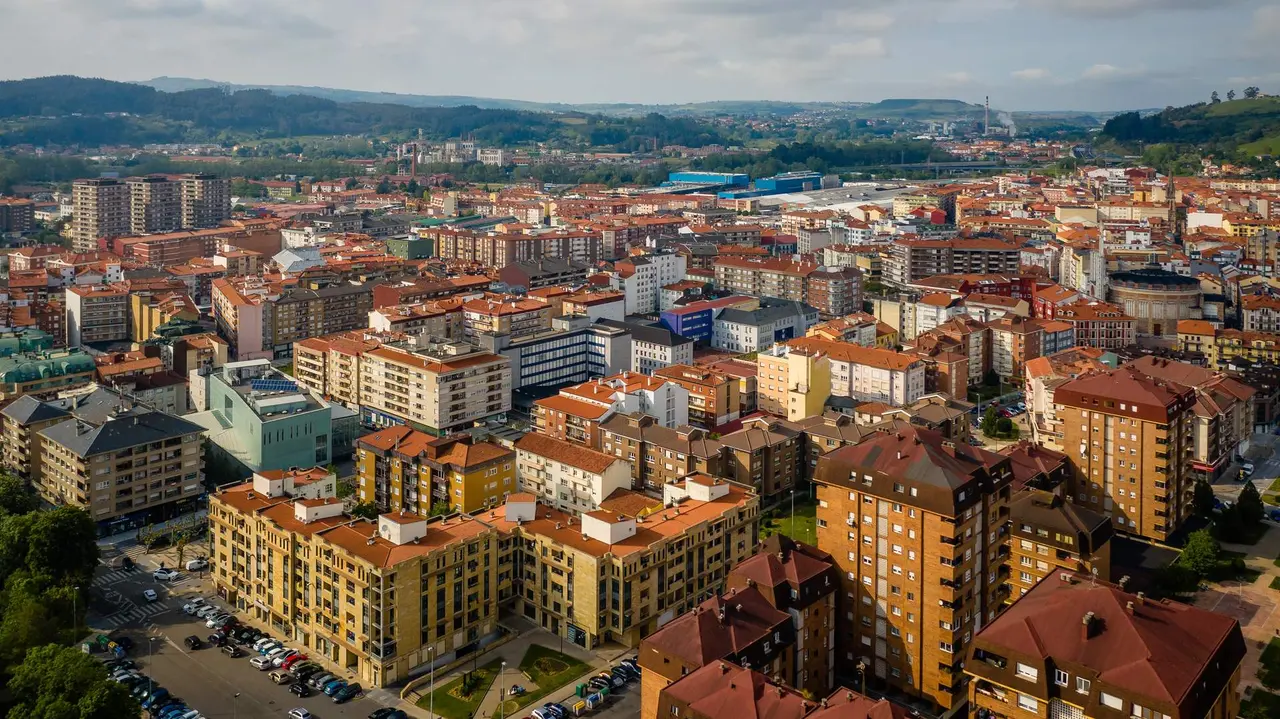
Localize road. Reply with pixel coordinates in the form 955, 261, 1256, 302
88, 545, 394, 719
1211, 432, 1280, 507
582, 679, 638, 719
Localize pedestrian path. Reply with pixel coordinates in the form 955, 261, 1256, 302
93, 568, 196, 589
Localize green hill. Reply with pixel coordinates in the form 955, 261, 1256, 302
0, 76, 728, 150
852, 98, 986, 120
1101, 96, 1280, 155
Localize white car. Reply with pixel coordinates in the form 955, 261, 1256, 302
182, 598, 207, 614
288, 710, 312, 719
196, 605, 219, 619
205, 613, 230, 629
272, 650, 300, 668
152, 568, 180, 582
249, 656, 273, 670
142, 589, 159, 603
185, 558, 208, 571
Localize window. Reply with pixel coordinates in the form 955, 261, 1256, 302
1099, 692, 1122, 710
939, 641, 953, 653
1017, 694, 1037, 712
1054, 669, 1069, 686
1015, 663, 1038, 681
671, 707, 679, 716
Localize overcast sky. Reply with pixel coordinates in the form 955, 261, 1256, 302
0, 0, 1273, 111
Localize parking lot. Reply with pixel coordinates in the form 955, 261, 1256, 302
89, 546, 396, 719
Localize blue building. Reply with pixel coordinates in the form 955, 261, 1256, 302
753, 171, 823, 194
659, 296, 757, 345
667, 171, 750, 187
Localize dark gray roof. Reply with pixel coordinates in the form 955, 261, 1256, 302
598, 319, 692, 348
0, 394, 70, 424
38, 411, 204, 458
716, 300, 818, 327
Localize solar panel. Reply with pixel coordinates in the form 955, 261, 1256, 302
250, 379, 299, 393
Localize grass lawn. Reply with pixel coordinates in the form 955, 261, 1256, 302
1268, 478, 1280, 494
1242, 688, 1280, 719
277, 362, 294, 377
761, 495, 817, 545
1270, 576, 1280, 590
417, 660, 503, 719
499, 645, 592, 714
1259, 639, 1280, 690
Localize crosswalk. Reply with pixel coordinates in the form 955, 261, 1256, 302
92, 569, 195, 589
101, 599, 176, 628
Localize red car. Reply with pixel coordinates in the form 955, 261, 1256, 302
282, 653, 309, 670
999, 408, 1014, 418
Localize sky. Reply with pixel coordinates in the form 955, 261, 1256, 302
0, 0, 1274, 112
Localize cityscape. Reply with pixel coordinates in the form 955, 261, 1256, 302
2, 7, 1280, 719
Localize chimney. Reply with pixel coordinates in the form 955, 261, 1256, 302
1081, 611, 1097, 640
1136, 591, 1146, 605
1126, 601, 1135, 614
1117, 575, 1130, 590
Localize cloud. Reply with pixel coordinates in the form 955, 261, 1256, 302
1012, 68, 1050, 81
942, 71, 974, 84
1020, 0, 1247, 16
828, 39, 888, 59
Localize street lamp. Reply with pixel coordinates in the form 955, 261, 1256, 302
790, 489, 795, 537
147, 636, 158, 696
427, 646, 435, 719
72, 585, 79, 634
856, 658, 867, 695
499, 661, 507, 719
232, 692, 240, 719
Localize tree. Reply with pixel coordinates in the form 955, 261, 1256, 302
25, 507, 99, 589
7, 643, 140, 719
995, 417, 1015, 437
375, 179, 392, 194
1211, 91, 1221, 104
344, 177, 359, 190
350, 502, 380, 520
175, 536, 188, 568
982, 369, 1000, 388
1228, 90, 1237, 102
981, 406, 1000, 436
1245, 86, 1261, 99
1179, 528, 1219, 577
0, 473, 38, 516
1192, 479, 1216, 518
1239, 480, 1265, 526
428, 501, 452, 518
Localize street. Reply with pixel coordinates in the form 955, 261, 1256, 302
1211, 432, 1280, 508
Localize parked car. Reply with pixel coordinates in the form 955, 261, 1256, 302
183, 636, 203, 650
182, 598, 207, 614
269, 671, 294, 685
273, 650, 300, 667
290, 683, 312, 697
281, 653, 309, 670
291, 663, 321, 680
252, 637, 275, 652
258, 641, 282, 656
158, 705, 189, 719
143, 589, 159, 602
1270, 508, 1280, 523
141, 689, 171, 709
288, 710, 312, 719
153, 568, 180, 582
207, 633, 226, 647
221, 645, 243, 658
104, 659, 137, 671
196, 606, 219, 619
185, 558, 209, 571
333, 683, 363, 703
309, 673, 336, 689
249, 656, 273, 670
542, 703, 567, 719
322, 678, 348, 696
1243, 462, 1256, 476
205, 613, 230, 629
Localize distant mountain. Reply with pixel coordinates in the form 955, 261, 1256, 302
851, 98, 986, 120
0, 76, 728, 150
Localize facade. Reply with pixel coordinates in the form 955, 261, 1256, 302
72, 178, 130, 252
1055, 367, 1197, 542
209, 478, 502, 689
128, 175, 182, 234
37, 400, 204, 531
358, 340, 512, 434
514, 433, 632, 514
477, 316, 631, 391
488, 481, 759, 649
65, 284, 129, 347
966, 572, 1244, 719
1007, 490, 1112, 603
212, 278, 375, 360
0, 198, 36, 234
598, 413, 728, 491
1053, 301, 1136, 351
885, 238, 1020, 287
1024, 347, 1119, 451
813, 424, 1015, 712
180, 173, 232, 229
599, 320, 694, 375
1106, 269, 1202, 339
356, 425, 515, 514
711, 300, 821, 353
0, 345, 96, 401
612, 252, 689, 315
720, 416, 803, 498
653, 364, 740, 429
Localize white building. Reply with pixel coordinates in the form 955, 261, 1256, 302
711, 301, 820, 353
820, 342, 926, 406
559, 371, 691, 428
611, 251, 687, 315
599, 320, 694, 375
912, 294, 965, 337
513, 433, 632, 515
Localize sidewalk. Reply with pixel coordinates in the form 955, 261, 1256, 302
1196, 523, 1280, 693
403, 630, 634, 719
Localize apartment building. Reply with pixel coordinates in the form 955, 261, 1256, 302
598, 413, 727, 491
653, 364, 740, 429
1055, 367, 1197, 542
0, 394, 78, 481
212, 278, 376, 360
478, 315, 631, 391
966, 572, 1244, 719
640, 585, 797, 719
1053, 301, 1136, 351
209, 477, 501, 689
813, 424, 1015, 712
1126, 356, 1255, 483
611, 251, 688, 314
762, 338, 926, 414
884, 238, 1020, 287
1024, 347, 1118, 451
540, 371, 691, 432
0, 344, 96, 400
1241, 293, 1280, 332
986, 316, 1044, 381
711, 300, 821, 354
712, 256, 828, 305
128, 175, 182, 234
368, 301, 464, 339
487, 479, 759, 649
356, 425, 515, 514
807, 312, 880, 347
1176, 320, 1280, 370
1007, 490, 1112, 604
38, 400, 204, 532
806, 267, 864, 318
292, 332, 389, 410
598, 320, 694, 375
0, 198, 36, 234
180, 173, 232, 229
720, 416, 803, 498
65, 284, 129, 347
514, 433, 631, 514
462, 297, 551, 343
724, 535, 839, 698
757, 339, 833, 421
72, 178, 130, 252
359, 339, 511, 435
